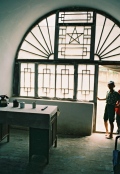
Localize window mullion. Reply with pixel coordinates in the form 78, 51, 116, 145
18, 63, 21, 96
55, 64, 57, 97
90, 11, 96, 60
35, 63, 38, 98
73, 63, 78, 100
54, 11, 59, 60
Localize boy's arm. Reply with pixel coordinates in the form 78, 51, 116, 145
97, 97, 106, 101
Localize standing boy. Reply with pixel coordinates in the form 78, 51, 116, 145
97, 81, 120, 139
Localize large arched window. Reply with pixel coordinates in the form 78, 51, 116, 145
13, 8, 120, 101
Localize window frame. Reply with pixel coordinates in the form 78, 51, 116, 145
13, 7, 120, 101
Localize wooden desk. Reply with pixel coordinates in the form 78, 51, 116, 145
0, 103, 58, 163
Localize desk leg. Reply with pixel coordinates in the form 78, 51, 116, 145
7, 125, 10, 142
29, 114, 57, 164
54, 135, 57, 148
52, 115, 57, 148
0, 123, 10, 143
29, 128, 49, 163
55, 116, 57, 148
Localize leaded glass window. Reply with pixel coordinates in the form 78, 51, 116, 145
18, 14, 55, 60
56, 65, 74, 98
14, 8, 120, 101
94, 14, 120, 61
58, 26, 91, 59
20, 63, 35, 96
58, 11, 93, 23
38, 64, 55, 97
17, 10, 120, 61
77, 65, 95, 100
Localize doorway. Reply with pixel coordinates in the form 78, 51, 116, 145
96, 65, 120, 133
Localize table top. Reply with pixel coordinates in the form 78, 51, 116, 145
0, 103, 58, 129
0, 103, 58, 116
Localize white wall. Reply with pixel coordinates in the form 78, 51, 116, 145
10, 98, 94, 136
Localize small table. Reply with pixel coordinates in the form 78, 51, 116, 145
0, 103, 59, 163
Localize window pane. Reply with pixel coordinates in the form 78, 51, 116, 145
58, 26, 91, 59
94, 14, 120, 61
38, 64, 55, 97
59, 11, 93, 23
77, 65, 95, 101
20, 63, 35, 96
18, 14, 55, 60
56, 65, 74, 98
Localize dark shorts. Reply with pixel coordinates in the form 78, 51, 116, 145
103, 104, 115, 123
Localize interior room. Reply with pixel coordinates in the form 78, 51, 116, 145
0, 0, 120, 173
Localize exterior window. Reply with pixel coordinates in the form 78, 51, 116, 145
58, 26, 91, 59
38, 64, 55, 97
94, 14, 120, 61
18, 14, 55, 60
58, 11, 93, 23
14, 8, 120, 101
77, 65, 95, 100
56, 65, 74, 98
19, 63, 94, 100
20, 63, 35, 96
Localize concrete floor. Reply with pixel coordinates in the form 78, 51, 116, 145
0, 129, 120, 174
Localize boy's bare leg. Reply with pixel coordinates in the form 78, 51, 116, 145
104, 121, 109, 135
110, 122, 114, 137
106, 122, 114, 139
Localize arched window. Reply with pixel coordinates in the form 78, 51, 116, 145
13, 8, 120, 101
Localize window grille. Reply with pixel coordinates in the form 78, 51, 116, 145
20, 63, 35, 96
58, 11, 93, 23
14, 8, 120, 101
38, 64, 55, 97
18, 14, 55, 60
94, 14, 120, 61
56, 65, 74, 98
58, 26, 91, 59
77, 65, 95, 100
